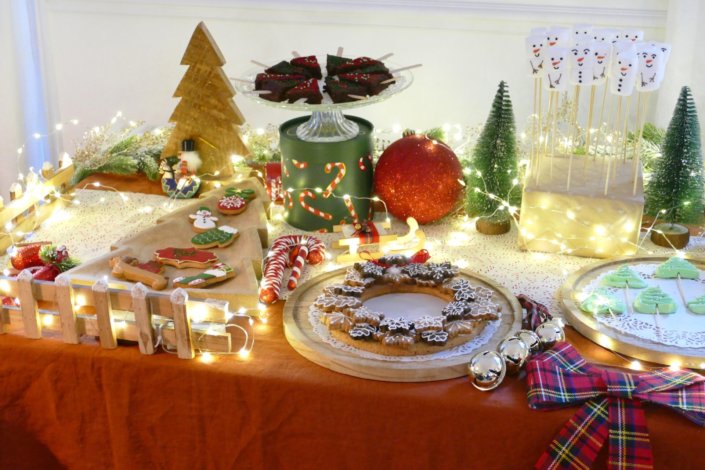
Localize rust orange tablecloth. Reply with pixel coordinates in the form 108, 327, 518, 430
1, 306, 703, 470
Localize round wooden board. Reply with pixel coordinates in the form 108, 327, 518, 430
283, 268, 522, 382
559, 254, 705, 368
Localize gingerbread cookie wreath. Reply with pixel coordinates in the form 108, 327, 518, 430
311, 255, 501, 356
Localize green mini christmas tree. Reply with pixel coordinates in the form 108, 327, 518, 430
645, 86, 704, 224
465, 81, 520, 234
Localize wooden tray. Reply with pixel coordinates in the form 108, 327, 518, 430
283, 268, 522, 382
560, 255, 705, 368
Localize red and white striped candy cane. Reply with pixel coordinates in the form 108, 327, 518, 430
299, 190, 332, 220
259, 247, 289, 304
358, 156, 366, 171
270, 235, 326, 265
292, 159, 308, 169
323, 162, 346, 198
283, 163, 290, 178
342, 194, 359, 223
283, 190, 293, 209
287, 243, 309, 290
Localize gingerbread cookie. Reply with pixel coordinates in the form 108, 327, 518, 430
172, 262, 236, 288
110, 256, 168, 290
322, 311, 354, 332
217, 188, 256, 215
191, 226, 239, 249
154, 247, 219, 269
313, 294, 362, 312
420, 330, 449, 346
189, 206, 219, 233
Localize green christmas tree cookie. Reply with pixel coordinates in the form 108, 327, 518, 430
655, 256, 700, 280
580, 288, 625, 315
601, 265, 647, 288
634, 286, 677, 314
687, 295, 705, 314
191, 226, 239, 249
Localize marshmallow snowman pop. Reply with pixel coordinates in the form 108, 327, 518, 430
631, 42, 672, 194
567, 41, 596, 190
526, 32, 547, 175
591, 30, 616, 159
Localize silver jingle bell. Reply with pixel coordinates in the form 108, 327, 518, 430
467, 350, 506, 391
535, 321, 566, 350
497, 336, 531, 374
516, 329, 542, 354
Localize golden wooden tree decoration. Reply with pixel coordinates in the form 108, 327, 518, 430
162, 21, 248, 178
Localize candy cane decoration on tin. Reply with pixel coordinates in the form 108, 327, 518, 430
358, 156, 367, 171
287, 243, 309, 290
260, 235, 326, 303
342, 194, 359, 223
323, 162, 346, 198
299, 190, 332, 220
283, 190, 294, 209
292, 159, 308, 170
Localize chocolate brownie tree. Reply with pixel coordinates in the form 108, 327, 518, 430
465, 81, 520, 235
645, 86, 704, 248
162, 22, 248, 178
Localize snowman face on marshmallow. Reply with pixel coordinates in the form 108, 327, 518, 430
616, 29, 644, 43
525, 34, 546, 75
544, 46, 568, 91
545, 27, 571, 47
592, 41, 612, 83
636, 43, 670, 91
573, 24, 593, 42
592, 28, 617, 44
610, 48, 638, 96
569, 42, 595, 85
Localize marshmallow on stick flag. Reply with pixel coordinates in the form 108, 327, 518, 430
610, 43, 638, 96
573, 24, 593, 43
636, 43, 671, 92
526, 34, 547, 76
544, 47, 569, 91
545, 26, 571, 47
569, 42, 596, 86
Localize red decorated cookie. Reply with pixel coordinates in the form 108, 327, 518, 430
217, 195, 247, 215
154, 247, 219, 269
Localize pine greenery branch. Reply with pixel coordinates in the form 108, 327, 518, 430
645, 86, 704, 224
465, 81, 521, 223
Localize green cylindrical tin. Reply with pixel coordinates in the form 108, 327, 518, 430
279, 116, 374, 232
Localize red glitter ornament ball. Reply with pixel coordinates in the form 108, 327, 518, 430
10, 243, 47, 270
374, 134, 463, 224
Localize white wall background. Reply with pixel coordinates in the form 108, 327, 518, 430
1, 0, 704, 194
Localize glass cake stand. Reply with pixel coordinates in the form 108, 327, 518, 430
232, 55, 413, 142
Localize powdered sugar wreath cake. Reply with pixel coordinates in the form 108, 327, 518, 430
311, 256, 502, 356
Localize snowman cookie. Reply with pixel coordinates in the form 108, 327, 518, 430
189, 206, 219, 233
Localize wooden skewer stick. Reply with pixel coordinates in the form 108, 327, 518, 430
377, 53, 394, 61
336, 46, 344, 57
251, 60, 270, 68
291, 50, 301, 58
389, 64, 423, 74
531, 77, 538, 177
624, 283, 633, 316
550, 91, 558, 180
654, 304, 662, 342
621, 94, 632, 162
250, 90, 273, 95
632, 93, 651, 195
567, 87, 579, 190
536, 81, 543, 185
676, 274, 689, 311
380, 77, 397, 85
594, 80, 609, 161
348, 94, 368, 101
585, 85, 596, 157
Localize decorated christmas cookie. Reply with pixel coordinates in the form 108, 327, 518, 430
191, 226, 239, 249
154, 247, 219, 269
687, 295, 705, 314
189, 206, 219, 233
634, 286, 677, 314
110, 256, 168, 291
601, 265, 647, 288
580, 287, 625, 315
655, 257, 699, 280
172, 262, 236, 288
217, 187, 256, 215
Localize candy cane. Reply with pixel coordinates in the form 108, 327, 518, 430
292, 159, 308, 170
283, 163, 290, 178
270, 235, 326, 264
358, 156, 366, 171
283, 191, 293, 209
342, 195, 359, 223
259, 247, 289, 304
287, 243, 308, 290
323, 162, 346, 198
299, 190, 332, 220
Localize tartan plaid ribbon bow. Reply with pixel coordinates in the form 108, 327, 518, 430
526, 342, 705, 470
